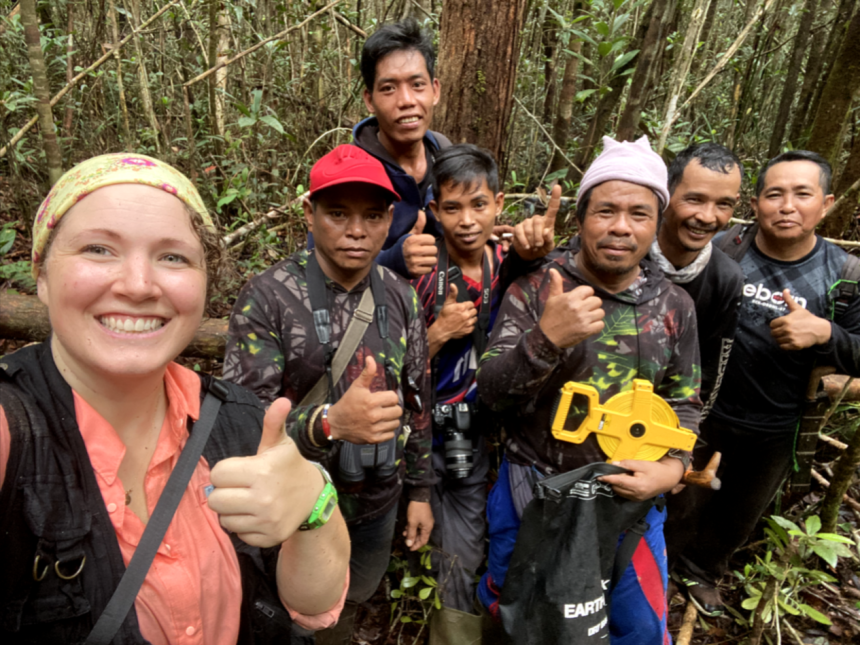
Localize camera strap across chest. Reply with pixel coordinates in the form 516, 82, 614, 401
433, 241, 493, 359
301, 251, 388, 407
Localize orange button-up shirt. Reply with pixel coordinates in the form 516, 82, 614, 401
0, 362, 344, 641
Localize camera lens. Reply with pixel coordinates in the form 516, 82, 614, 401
444, 430, 473, 479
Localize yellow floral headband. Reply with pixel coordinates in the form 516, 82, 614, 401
32, 153, 212, 278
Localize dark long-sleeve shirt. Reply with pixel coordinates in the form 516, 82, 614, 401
223, 250, 435, 524
711, 237, 860, 431
477, 251, 702, 474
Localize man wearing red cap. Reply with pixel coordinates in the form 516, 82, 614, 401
224, 145, 435, 644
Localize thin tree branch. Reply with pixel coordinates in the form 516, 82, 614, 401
674, 0, 778, 118
183, 0, 342, 88
333, 11, 367, 37
1, 0, 181, 158
513, 96, 582, 175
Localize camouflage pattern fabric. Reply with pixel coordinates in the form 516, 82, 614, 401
223, 250, 434, 525
477, 250, 702, 474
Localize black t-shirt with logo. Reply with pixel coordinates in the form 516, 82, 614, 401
711, 237, 860, 431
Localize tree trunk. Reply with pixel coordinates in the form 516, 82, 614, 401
657, 0, 713, 153
689, 0, 720, 79
787, 0, 835, 145
63, 3, 75, 136
0, 292, 228, 359
726, 0, 764, 148
767, 0, 819, 157
125, 0, 166, 155
208, 0, 230, 138
802, 0, 858, 140
616, 0, 676, 141
542, 5, 560, 123
20, 0, 63, 185
548, 38, 583, 175
108, 0, 132, 148
435, 0, 529, 171
806, 7, 860, 169
836, 126, 860, 195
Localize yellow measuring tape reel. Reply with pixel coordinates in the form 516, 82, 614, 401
551, 379, 696, 462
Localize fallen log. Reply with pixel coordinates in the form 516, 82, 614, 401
823, 374, 860, 402
1, 291, 228, 359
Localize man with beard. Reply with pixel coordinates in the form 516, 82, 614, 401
476, 137, 702, 644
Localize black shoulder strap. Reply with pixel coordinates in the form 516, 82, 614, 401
716, 222, 759, 261
831, 254, 860, 320
84, 380, 230, 645
434, 241, 493, 358
306, 251, 389, 400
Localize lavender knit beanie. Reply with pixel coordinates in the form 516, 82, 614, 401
577, 136, 670, 211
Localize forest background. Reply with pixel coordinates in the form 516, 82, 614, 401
3, 0, 860, 643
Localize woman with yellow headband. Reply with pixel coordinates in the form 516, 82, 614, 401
0, 154, 349, 644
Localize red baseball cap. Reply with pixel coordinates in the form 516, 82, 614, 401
309, 144, 401, 201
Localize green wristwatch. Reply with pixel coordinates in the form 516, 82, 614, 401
299, 463, 338, 531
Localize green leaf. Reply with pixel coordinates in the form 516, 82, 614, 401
613, 0, 626, 10
418, 587, 432, 600
402, 576, 419, 589
811, 542, 838, 568
0, 225, 16, 255
771, 515, 801, 534
571, 29, 598, 47
421, 576, 438, 587
259, 115, 284, 134
598, 41, 613, 57
805, 515, 821, 536
400, 616, 413, 623
815, 532, 855, 544
798, 603, 832, 625
777, 597, 800, 615
611, 49, 639, 73
741, 596, 760, 610
252, 89, 263, 115
391, 589, 403, 599
237, 116, 257, 129
576, 89, 598, 102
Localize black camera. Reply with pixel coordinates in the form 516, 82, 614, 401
433, 403, 473, 479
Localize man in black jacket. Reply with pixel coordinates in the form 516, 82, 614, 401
352, 18, 452, 278
654, 143, 745, 612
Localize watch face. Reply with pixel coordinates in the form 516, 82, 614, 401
320, 494, 338, 522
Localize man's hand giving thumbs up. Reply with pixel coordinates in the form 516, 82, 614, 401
539, 270, 606, 349
770, 289, 832, 350
403, 208, 438, 277
427, 282, 479, 357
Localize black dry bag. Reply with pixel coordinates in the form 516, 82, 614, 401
499, 462, 655, 644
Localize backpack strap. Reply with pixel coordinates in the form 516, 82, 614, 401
716, 222, 759, 261
830, 254, 860, 320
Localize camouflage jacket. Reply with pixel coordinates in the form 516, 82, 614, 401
223, 250, 434, 525
477, 250, 702, 474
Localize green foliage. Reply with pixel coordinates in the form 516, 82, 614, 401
387, 546, 441, 641
0, 221, 35, 291
734, 515, 856, 630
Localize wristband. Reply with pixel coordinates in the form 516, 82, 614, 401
307, 405, 325, 447
299, 463, 338, 531
321, 404, 332, 440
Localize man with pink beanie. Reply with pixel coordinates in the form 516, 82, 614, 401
476, 137, 702, 643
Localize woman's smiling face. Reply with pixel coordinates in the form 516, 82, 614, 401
37, 184, 207, 384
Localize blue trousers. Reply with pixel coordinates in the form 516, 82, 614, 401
478, 459, 671, 645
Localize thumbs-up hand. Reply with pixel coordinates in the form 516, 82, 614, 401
403, 209, 438, 277
324, 355, 403, 444
770, 289, 832, 350
538, 270, 605, 348
208, 397, 325, 547
513, 184, 561, 261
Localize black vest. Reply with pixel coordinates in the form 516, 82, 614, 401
0, 343, 311, 644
